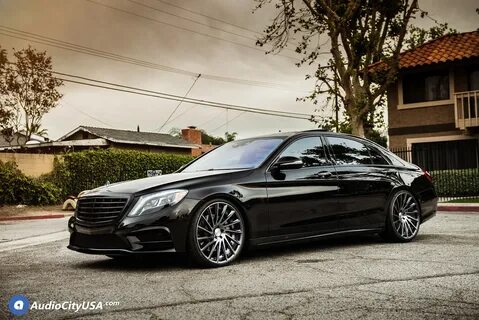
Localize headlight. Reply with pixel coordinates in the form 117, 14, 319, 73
128, 189, 188, 217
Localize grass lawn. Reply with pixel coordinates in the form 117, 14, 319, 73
446, 198, 479, 203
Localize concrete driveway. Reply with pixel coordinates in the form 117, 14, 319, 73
0, 213, 478, 319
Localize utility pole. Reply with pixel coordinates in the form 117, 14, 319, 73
226, 108, 229, 134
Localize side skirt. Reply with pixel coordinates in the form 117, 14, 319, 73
250, 228, 383, 247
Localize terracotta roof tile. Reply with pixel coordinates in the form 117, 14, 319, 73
369, 31, 479, 71
402, 31, 479, 68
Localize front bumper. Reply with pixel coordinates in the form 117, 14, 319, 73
68, 198, 199, 255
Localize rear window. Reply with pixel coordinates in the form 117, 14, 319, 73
368, 147, 390, 165
327, 137, 371, 165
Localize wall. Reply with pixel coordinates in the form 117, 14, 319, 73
0, 153, 56, 177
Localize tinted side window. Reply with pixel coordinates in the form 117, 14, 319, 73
279, 137, 329, 167
327, 137, 371, 165
368, 147, 390, 165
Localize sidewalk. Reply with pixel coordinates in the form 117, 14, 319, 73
0, 205, 73, 222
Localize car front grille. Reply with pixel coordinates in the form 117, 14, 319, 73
76, 196, 129, 226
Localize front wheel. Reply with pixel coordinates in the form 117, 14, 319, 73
187, 200, 245, 267
382, 190, 421, 242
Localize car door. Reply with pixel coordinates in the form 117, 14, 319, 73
265, 135, 341, 238
325, 136, 393, 230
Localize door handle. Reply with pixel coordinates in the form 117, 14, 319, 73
315, 171, 332, 178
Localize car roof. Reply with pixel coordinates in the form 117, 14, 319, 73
248, 129, 351, 140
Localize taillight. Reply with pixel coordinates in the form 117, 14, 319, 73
423, 170, 433, 182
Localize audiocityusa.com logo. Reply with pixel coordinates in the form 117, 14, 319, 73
7, 294, 119, 316
8, 295, 30, 316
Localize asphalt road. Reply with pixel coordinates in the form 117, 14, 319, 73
0, 213, 478, 320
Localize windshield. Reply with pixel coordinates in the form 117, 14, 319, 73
182, 138, 284, 172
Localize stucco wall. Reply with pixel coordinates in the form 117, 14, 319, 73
0, 153, 56, 177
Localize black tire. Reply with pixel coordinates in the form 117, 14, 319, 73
382, 190, 421, 242
187, 199, 246, 267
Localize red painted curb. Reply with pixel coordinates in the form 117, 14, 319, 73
438, 206, 479, 212
0, 214, 72, 221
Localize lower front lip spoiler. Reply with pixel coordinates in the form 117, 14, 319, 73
67, 245, 176, 255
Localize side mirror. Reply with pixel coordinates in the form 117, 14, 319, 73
272, 156, 303, 170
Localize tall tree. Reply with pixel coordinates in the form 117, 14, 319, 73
405, 22, 456, 50
224, 132, 238, 142
0, 46, 63, 146
255, 0, 421, 137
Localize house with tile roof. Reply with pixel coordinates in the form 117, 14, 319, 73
374, 31, 479, 169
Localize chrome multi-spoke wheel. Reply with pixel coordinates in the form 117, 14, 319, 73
190, 201, 245, 266
383, 190, 420, 242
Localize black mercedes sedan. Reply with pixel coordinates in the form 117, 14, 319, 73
68, 130, 437, 267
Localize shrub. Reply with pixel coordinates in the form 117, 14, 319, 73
0, 161, 62, 205
431, 168, 479, 197
52, 149, 194, 196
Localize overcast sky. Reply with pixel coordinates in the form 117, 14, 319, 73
0, 0, 478, 139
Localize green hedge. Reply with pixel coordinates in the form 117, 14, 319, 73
0, 161, 61, 205
1, 150, 194, 205
431, 169, 479, 197
51, 149, 194, 197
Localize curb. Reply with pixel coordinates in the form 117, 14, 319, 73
437, 205, 479, 212
0, 213, 73, 222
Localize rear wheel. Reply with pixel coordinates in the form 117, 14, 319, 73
382, 190, 421, 242
187, 200, 245, 267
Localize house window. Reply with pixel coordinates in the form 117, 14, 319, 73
469, 68, 479, 91
402, 70, 450, 104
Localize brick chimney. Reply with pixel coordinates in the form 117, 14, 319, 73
181, 126, 202, 145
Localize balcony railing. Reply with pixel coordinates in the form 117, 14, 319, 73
455, 90, 479, 129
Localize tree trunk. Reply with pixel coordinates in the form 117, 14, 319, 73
350, 115, 365, 137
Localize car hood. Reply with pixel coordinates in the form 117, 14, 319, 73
82, 170, 244, 195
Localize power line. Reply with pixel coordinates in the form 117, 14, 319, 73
52, 71, 311, 119
7, 61, 314, 120
127, 0, 297, 52
162, 102, 197, 126
196, 109, 225, 128
0, 26, 307, 92
154, 0, 261, 36
44, 69, 311, 117
61, 100, 115, 127
83, 0, 298, 60
158, 74, 201, 132
48, 74, 313, 119
58, 77, 312, 119
152, 0, 299, 49
210, 111, 246, 133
